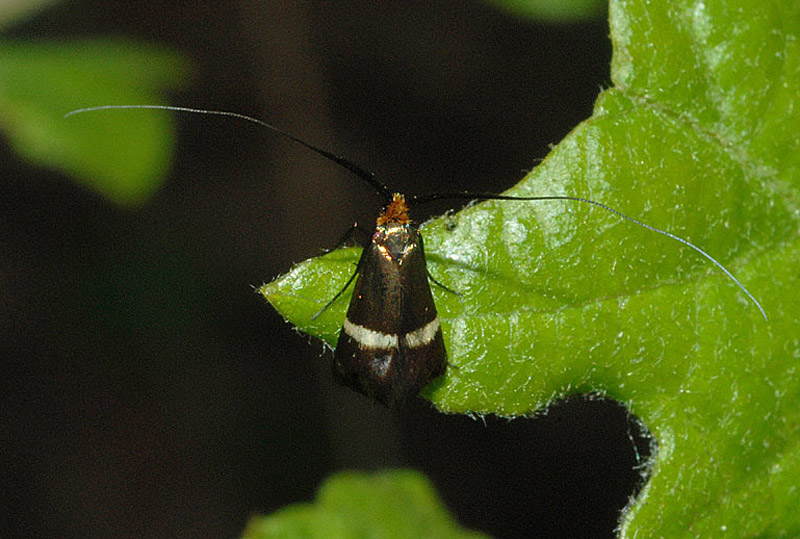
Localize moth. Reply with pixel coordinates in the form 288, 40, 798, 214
328, 192, 447, 405
66, 105, 767, 405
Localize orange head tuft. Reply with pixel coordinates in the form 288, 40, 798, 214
376, 193, 410, 225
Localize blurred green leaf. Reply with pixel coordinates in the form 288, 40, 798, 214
0, 0, 60, 29
0, 39, 189, 204
242, 470, 489, 539
263, 0, 799, 536
486, 0, 605, 21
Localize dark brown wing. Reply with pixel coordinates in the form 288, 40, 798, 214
333, 225, 446, 405
396, 232, 446, 398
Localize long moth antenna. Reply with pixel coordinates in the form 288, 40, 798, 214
413, 192, 767, 321
66, 105, 767, 320
65, 104, 392, 199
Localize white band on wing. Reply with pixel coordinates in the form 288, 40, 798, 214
343, 318, 399, 350
403, 317, 440, 349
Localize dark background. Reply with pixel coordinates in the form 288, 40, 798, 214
1, 1, 651, 538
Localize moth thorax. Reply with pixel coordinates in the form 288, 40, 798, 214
374, 223, 418, 262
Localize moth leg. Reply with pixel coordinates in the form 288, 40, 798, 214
427, 270, 460, 297
310, 227, 368, 320
428, 268, 462, 371
311, 223, 371, 320
311, 267, 360, 320
319, 222, 371, 254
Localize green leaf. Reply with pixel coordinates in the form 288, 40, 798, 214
242, 470, 489, 539
0, 0, 60, 30
262, 0, 799, 536
485, 0, 606, 22
0, 39, 190, 204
